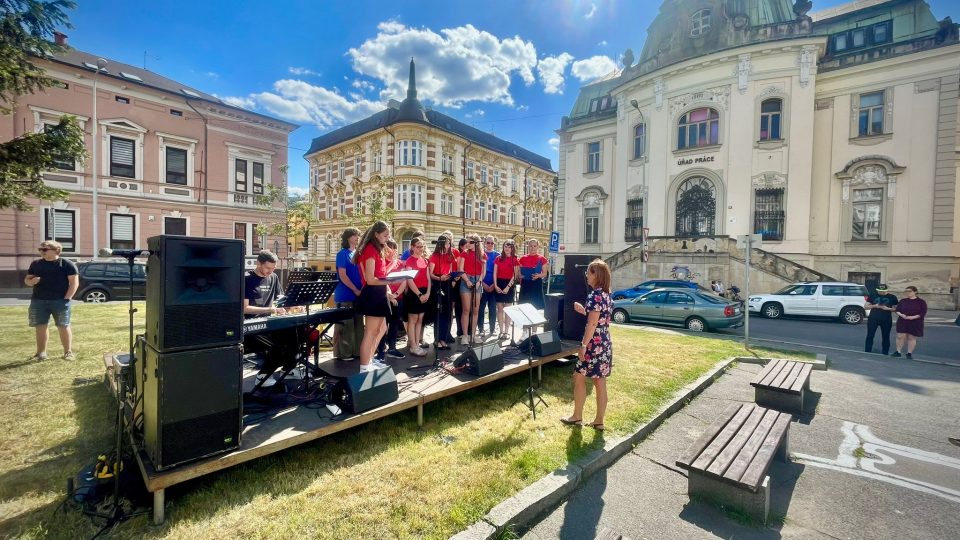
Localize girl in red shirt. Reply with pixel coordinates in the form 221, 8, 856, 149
493, 240, 521, 340
458, 233, 487, 344
429, 234, 457, 350
351, 221, 394, 372
403, 237, 431, 356
376, 240, 407, 361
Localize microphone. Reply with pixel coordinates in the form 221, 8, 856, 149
99, 248, 150, 258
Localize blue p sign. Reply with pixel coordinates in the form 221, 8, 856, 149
549, 231, 560, 253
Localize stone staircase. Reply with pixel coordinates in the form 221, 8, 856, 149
604, 236, 835, 293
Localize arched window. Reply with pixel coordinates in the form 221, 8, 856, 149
675, 177, 716, 237
760, 99, 782, 141
677, 108, 719, 149
690, 9, 711, 37
633, 123, 646, 159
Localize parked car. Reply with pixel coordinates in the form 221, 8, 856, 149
543, 273, 565, 294
73, 261, 147, 302
611, 288, 744, 332
747, 282, 869, 324
611, 279, 708, 300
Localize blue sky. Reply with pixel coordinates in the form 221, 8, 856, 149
62, 0, 959, 195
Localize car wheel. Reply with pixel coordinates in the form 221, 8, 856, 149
83, 289, 109, 303
612, 294, 626, 301
612, 309, 630, 324
762, 302, 783, 319
685, 316, 707, 332
841, 306, 864, 325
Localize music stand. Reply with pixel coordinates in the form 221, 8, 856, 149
504, 303, 547, 418
287, 268, 322, 284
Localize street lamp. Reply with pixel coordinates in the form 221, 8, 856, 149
91, 58, 107, 259
630, 99, 648, 281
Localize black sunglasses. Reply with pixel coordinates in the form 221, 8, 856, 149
38, 247, 53, 252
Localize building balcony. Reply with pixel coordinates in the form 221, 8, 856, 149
232, 191, 270, 208
624, 217, 644, 242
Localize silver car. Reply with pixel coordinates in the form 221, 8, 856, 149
611, 288, 745, 332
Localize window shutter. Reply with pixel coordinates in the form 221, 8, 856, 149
167, 148, 186, 173
112, 215, 134, 241
52, 210, 73, 239
111, 137, 134, 165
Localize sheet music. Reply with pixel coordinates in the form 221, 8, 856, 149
384, 269, 418, 282
504, 303, 544, 328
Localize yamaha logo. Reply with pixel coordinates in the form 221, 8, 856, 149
246, 322, 267, 333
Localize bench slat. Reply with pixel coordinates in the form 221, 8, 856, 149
676, 403, 745, 469
771, 361, 802, 389
690, 405, 755, 472
676, 403, 744, 468
750, 360, 777, 386
757, 359, 787, 387
721, 408, 780, 486
789, 363, 813, 393
739, 413, 792, 489
705, 405, 767, 479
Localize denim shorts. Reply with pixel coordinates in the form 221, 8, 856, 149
459, 278, 481, 295
29, 299, 72, 327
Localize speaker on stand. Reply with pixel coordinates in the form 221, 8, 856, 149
561, 255, 593, 342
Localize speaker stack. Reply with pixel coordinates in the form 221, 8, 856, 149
141, 235, 245, 470
561, 255, 593, 342
518, 330, 563, 357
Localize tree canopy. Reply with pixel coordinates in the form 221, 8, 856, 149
0, 0, 85, 210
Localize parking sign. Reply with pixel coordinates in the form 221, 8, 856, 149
549, 231, 560, 253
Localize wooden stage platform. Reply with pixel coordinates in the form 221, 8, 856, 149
104, 337, 579, 524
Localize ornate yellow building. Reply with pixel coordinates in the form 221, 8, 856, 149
303, 60, 555, 268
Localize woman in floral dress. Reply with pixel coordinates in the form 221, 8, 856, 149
562, 259, 613, 431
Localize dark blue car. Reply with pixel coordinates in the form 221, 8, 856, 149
611, 279, 706, 300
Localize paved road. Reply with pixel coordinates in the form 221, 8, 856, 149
702, 313, 958, 362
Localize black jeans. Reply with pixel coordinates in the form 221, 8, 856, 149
864, 316, 892, 354
378, 298, 403, 353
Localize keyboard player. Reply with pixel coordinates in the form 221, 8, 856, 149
243, 250, 295, 389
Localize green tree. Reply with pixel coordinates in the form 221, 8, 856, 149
0, 0, 86, 210
255, 165, 319, 259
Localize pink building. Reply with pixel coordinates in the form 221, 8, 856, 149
0, 36, 297, 288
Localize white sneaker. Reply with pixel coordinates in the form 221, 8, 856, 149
460, 335, 469, 345
285, 366, 305, 379
360, 363, 378, 372
372, 359, 389, 369
255, 373, 277, 388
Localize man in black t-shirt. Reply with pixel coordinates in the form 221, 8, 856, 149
25, 240, 79, 361
865, 284, 898, 355
242, 250, 297, 389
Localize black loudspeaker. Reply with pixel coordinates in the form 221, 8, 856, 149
146, 235, 245, 352
459, 342, 505, 376
544, 293, 564, 332
332, 367, 400, 414
562, 255, 593, 341
143, 344, 242, 470
518, 330, 563, 357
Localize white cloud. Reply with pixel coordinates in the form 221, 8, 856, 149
548, 137, 559, 152
351, 79, 376, 92
585, 3, 597, 19
537, 52, 573, 94
571, 55, 617, 82
289, 66, 320, 77
205, 71, 219, 79
220, 95, 256, 110
597, 40, 608, 47
348, 21, 538, 107
517, 104, 529, 112
465, 109, 485, 119
224, 79, 382, 129
288, 185, 309, 198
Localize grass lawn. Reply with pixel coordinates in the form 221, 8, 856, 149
0, 303, 806, 539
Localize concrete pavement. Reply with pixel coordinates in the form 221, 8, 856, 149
523, 348, 960, 540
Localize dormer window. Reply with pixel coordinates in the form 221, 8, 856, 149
690, 9, 711, 37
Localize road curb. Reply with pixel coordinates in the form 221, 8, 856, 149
450, 356, 738, 539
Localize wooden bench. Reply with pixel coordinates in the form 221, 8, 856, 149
750, 359, 812, 415
676, 402, 792, 524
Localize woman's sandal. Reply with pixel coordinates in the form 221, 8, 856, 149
560, 417, 583, 426
587, 422, 605, 431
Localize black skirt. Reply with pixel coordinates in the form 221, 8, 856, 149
404, 288, 429, 314
355, 284, 391, 318
495, 278, 515, 303
518, 279, 544, 309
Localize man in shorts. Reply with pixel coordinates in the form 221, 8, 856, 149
25, 240, 79, 361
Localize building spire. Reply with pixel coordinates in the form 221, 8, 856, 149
407, 57, 417, 100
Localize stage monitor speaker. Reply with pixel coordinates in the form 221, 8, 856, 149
332, 367, 400, 414
459, 342, 504, 376
518, 330, 563, 357
561, 255, 593, 342
544, 293, 564, 333
143, 343, 242, 471
146, 235, 245, 352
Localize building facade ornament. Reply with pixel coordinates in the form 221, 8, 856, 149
654, 78, 665, 110
798, 46, 817, 87
751, 172, 788, 189
669, 85, 731, 116
736, 54, 752, 94
836, 156, 905, 202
